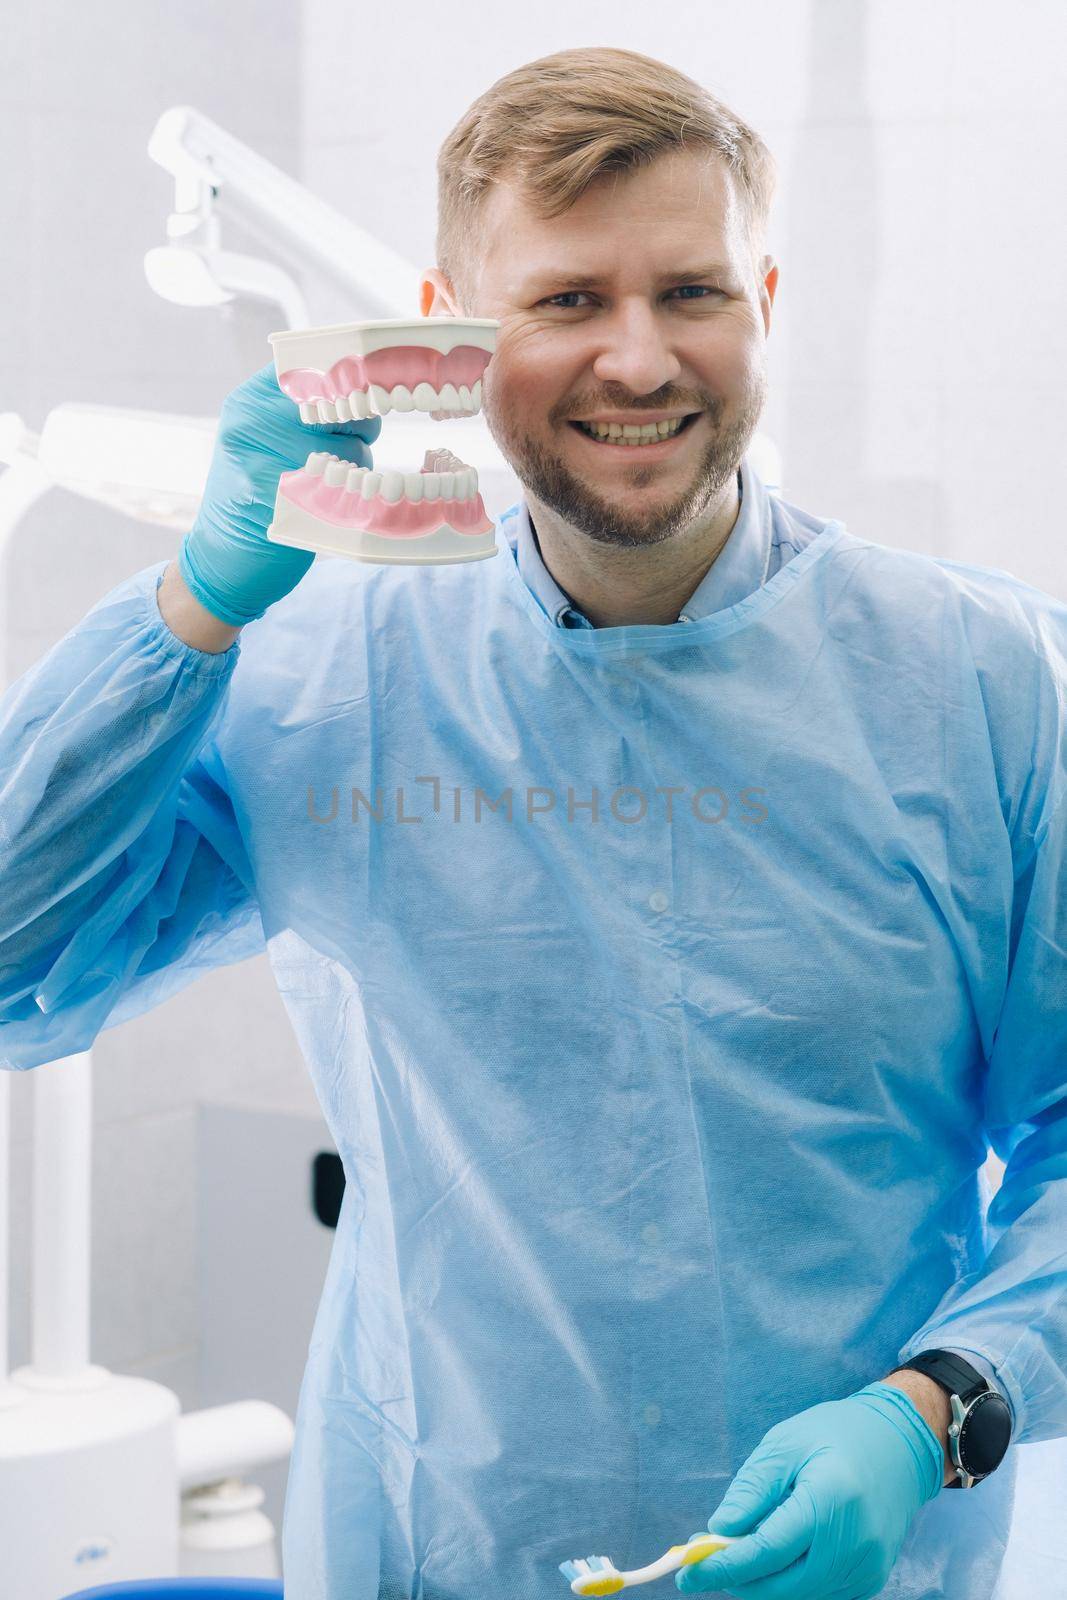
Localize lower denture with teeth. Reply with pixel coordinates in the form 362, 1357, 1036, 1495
267, 316, 501, 565
268, 445, 496, 566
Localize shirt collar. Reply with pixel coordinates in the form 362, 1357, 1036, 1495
505, 455, 771, 628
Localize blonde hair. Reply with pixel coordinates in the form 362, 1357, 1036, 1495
436, 47, 777, 309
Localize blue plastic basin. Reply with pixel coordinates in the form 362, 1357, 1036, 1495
60, 1582, 284, 1599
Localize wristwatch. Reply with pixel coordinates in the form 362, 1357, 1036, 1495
897, 1350, 1013, 1488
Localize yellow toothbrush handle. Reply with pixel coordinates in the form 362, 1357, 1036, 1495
678, 1535, 730, 1566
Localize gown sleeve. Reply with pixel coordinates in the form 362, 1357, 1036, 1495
897, 577, 1067, 1446
0, 562, 265, 1071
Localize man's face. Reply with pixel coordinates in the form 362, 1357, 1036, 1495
458, 149, 777, 549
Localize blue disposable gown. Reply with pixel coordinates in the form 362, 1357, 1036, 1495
1, 459, 1066, 1600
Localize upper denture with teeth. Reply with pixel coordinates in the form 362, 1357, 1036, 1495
269, 316, 499, 422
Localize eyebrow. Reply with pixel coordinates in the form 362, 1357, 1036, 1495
524, 261, 738, 293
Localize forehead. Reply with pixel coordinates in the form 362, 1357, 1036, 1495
477, 148, 748, 296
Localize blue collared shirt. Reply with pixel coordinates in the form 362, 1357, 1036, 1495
503, 454, 807, 627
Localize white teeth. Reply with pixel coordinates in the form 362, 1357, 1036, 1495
298, 379, 484, 417
296, 372, 489, 421
580, 416, 686, 443
307, 447, 476, 502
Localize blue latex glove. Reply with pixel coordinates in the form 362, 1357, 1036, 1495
677, 1383, 944, 1600
179, 361, 382, 626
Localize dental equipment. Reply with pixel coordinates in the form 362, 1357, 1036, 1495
33, 402, 217, 528
267, 317, 501, 564
146, 105, 422, 321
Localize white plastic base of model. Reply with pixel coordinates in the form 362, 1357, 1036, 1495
268, 494, 498, 566
269, 316, 499, 370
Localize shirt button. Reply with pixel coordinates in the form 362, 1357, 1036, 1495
643, 1404, 662, 1428
648, 890, 669, 913
641, 1223, 661, 1246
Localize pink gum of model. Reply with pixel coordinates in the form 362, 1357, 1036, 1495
277, 465, 494, 541
278, 346, 492, 404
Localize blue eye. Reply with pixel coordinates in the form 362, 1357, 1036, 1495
541, 286, 724, 309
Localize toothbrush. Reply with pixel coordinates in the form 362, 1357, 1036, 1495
559, 1531, 737, 1594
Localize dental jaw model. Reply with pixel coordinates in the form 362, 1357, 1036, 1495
272, 445, 492, 565
267, 317, 499, 565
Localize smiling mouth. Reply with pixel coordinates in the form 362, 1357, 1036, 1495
569, 413, 701, 446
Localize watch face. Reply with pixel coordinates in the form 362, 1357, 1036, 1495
961, 1393, 1013, 1476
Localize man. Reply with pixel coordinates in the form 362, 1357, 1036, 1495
1, 46, 1064, 1600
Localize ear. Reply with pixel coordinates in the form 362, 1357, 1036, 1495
758, 255, 779, 335
420, 268, 462, 318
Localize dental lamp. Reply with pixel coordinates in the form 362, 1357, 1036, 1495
146, 105, 423, 325
145, 243, 312, 329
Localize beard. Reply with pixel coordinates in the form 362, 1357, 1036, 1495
484, 362, 768, 549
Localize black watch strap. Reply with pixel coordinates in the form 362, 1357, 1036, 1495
897, 1350, 1012, 1488
900, 1349, 988, 1403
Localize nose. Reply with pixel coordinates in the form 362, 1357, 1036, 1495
590, 299, 683, 395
